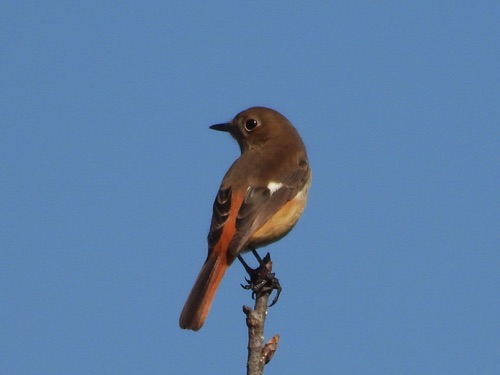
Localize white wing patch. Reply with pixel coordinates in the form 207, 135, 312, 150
267, 181, 283, 196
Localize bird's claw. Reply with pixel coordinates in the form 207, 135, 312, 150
239, 252, 282, 307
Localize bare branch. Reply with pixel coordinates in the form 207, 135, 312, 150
242, 254, 280, 375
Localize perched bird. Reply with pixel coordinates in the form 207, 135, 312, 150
179, 107, 311, 331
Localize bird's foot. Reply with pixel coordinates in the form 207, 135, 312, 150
238, 251, 282, 307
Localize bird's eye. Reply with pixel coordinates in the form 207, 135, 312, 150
244, 119, 259, 132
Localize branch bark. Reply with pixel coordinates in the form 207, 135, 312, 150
242, 254, 280, 375
243, 292, 269, 375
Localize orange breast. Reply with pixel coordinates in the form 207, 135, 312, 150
248, 187, 308, 249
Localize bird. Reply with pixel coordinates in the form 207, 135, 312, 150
179, 106, 311, 331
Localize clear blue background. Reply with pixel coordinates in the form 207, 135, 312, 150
1, 1, 498, 374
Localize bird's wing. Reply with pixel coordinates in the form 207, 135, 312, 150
228, 166, 309, 256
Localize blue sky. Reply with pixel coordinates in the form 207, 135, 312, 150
1, 1, 499, 374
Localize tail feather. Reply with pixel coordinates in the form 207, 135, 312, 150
179, 253, 228, 331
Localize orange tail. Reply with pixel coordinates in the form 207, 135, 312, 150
179, 252, 228, 331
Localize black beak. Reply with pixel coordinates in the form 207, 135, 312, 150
209, 123, 231, 132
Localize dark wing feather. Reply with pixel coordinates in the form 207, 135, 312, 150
207, 187, 232, 249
